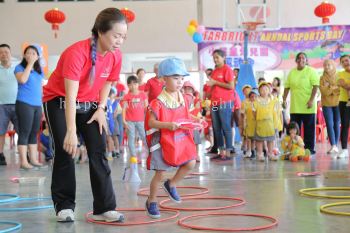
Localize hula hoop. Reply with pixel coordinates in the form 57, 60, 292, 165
320, 202, 350, 216
299, 187, 350, 199
178, 212, 278, 231
0, 221, 22, 233
137, 186, 209, 197
0, 197, 52, 211
0, 194, 20, 204
176, 119, 208, 130
189, 172, 209, 176
296, 172, 321, 177
85, 208, 180, 226
159, 196, 245, 211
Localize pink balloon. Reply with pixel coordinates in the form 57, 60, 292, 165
197, 25, 206, 34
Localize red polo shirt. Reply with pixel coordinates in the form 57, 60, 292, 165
122, 91, 147, 121
210, 64, 235, 106
43, 38, 122, 102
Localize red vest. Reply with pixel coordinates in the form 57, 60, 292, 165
184, 93, 201, 117
145, 97, 196, 168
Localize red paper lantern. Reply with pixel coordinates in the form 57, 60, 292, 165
44, 8, 66, 38
314, 1, 336, 24
120, 8, 135, 23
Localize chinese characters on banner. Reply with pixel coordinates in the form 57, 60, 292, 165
199, 25, 350, 71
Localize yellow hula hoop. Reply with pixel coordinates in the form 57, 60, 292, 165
320, 202, 350, 216
299, 187, 350, 199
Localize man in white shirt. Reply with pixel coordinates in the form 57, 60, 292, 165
0, 44, 18, 165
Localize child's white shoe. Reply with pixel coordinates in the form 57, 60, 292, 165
243, 151, 251, 158
327, 146, 339, 154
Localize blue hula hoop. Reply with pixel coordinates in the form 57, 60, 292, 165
0, 194, 20, 204
0, 221, 22, 233
0, 197, 52, 212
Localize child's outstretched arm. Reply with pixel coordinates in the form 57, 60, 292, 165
148, 112, 179, 131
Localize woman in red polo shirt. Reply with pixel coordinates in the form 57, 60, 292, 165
43, 8, 126, 223
207, 49, 235, 160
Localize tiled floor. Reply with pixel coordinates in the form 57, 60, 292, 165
0, 139, 349, 233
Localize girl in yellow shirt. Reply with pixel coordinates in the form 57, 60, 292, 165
254, 82, 278, 161
281, 122, 310, 162
240, 87, 257, 158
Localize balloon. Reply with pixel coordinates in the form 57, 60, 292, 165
197, 25, 205, 34
187, 25, 196, 36
189, 19, 198, 28
192, 32, 203, 43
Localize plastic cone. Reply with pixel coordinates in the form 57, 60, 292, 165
122, 157, 141, 183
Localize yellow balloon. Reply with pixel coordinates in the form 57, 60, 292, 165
187, 25, 196, 36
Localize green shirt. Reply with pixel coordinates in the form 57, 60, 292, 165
285, 66, 319, 114
337, 71, 350, 102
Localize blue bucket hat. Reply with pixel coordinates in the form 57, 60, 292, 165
158, 57, 190, 77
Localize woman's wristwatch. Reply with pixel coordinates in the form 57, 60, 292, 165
97, 104, 107, 112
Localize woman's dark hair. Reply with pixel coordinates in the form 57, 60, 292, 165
212, 49, 226, 58
91, 8, 126, 38
89, 8, 127, 86
20, 45, 42, 74
295, 52, 308, 64
127, 75, 138, 84
287, 121, 300, 136
273, 77, 281, 87
136, 68, 145, 75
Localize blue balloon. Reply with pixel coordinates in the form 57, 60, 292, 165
192, 32, 203, 43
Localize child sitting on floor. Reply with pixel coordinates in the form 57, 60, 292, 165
281, 122, 310, 162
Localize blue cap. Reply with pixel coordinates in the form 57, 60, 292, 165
158, 57, 190, 77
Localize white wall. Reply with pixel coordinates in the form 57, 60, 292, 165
0, 0, 198, 56
1, 0, 349, 72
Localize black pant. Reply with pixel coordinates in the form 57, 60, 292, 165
290, 113, 316, 152
15, 101, 42, 145
339, 102, 350, 149
43, 98, 116, 215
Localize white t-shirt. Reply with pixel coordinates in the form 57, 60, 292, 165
0, 64, 18, 104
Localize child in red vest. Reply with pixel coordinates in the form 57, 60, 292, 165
145, 57, 196, 219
